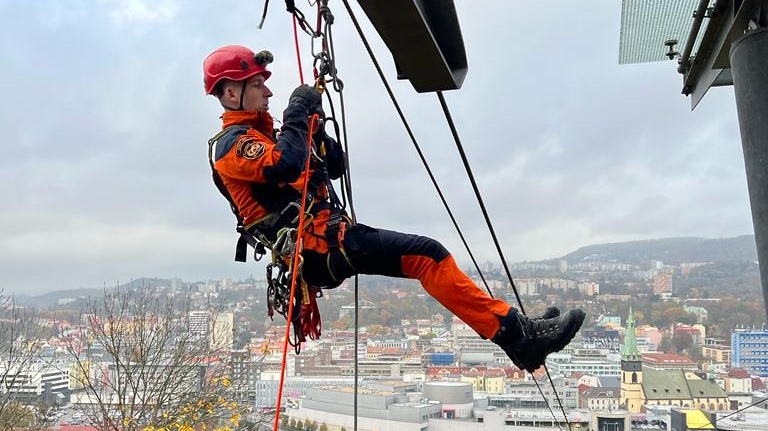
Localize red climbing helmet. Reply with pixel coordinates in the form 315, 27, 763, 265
203, 45, 273, 95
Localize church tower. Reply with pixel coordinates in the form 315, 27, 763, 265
620, 306, 644, 412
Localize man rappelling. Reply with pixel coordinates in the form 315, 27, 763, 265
203, 44, 585, 372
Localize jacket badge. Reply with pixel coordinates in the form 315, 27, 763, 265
236, 136, 266, 160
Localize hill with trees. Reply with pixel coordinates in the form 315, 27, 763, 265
563, 235, 757, 265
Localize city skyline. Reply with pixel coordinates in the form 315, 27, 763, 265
7, 233, 758, 297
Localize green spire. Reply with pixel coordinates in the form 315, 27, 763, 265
623, 306, 641, 359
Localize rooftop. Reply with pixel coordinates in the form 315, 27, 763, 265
643, 353, 696, 365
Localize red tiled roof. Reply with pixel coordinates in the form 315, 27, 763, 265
463, 369, 481, 377
672, 324, 701, 333
463, 368, 506, 378
426, 366, 462, 376
753, 377, 766, 390
531, 367, 547, 379
485, 369, 506, 378
502, 366, 525, 378
729, 368, 751, 378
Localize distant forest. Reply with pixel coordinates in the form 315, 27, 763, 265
563, 235, 757, 265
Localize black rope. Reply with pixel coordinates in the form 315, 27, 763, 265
543, 364, 570, 431
285, 0, 316, 37
257, 0, 270, 29
339, 1, 571, 428
339, 0, 493, 297
354, 276, 359, 431
307, 2, 360, 428
319, 0, 355, 222
435, 91, 525, 312
436, 91, 573, 431
338, 89, 356, 221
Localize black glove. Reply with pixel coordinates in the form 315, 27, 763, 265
289, 84, 323, 115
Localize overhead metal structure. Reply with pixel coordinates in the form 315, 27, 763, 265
619, 0, 702, 64
355, 0, 468, 93
620, 0, 768, 319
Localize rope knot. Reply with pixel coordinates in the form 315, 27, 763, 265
319, 5, 334, 24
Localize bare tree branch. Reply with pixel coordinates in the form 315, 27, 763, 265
60, 284, 260, 431
0, 289, 51, 431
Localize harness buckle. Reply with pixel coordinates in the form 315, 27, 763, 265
280, 201, 303, 226
254, 242, 266, 261
274, 228, 298, 259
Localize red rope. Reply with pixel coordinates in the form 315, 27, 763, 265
292, 15, 305, 84
272, 11, 322, 430
272, 114, 317, 430
271, 114, 320, 431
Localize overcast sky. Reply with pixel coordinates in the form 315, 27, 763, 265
0, 0, 753, 295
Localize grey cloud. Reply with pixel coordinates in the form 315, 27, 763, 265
0, 0, 754, 294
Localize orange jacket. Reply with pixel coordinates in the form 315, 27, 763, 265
212, 103, 345, 248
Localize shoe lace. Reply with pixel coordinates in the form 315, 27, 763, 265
523, 316, 560, 338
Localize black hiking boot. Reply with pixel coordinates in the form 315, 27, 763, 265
492, 308, 585, 372
536, 306, 560, 320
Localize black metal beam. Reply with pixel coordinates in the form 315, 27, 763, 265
355, 0, 468, 93
682, 0, 765, 108
683, 0, 733, 108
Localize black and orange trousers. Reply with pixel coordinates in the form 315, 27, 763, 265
301, 223, 511, 339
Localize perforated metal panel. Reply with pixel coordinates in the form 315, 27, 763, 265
619, 0, 706, 64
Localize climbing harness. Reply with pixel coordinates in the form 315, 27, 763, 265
208, 120, 338, 353
207, 126, 302, 261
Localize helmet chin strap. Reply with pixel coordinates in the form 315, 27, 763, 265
238, 81, 247, 110
222, 81, 248, 111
